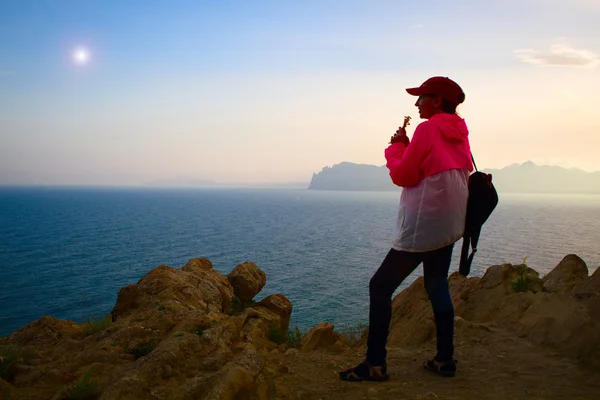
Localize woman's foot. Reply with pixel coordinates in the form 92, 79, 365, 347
339, 360, 389, 382
422, 358, 457, 377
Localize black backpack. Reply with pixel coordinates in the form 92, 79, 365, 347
459, 155, 498, 276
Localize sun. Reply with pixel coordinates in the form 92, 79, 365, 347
72, 46, 91, 66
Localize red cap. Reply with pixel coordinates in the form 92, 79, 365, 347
406, 76, 465, 105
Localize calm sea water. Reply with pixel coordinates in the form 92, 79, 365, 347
1, 187, 599, 337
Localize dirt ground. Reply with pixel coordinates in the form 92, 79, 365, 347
266, 324, 599, 400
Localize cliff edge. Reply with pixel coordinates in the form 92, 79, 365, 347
1, 255, 599, 399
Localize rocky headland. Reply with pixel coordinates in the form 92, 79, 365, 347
308, 161, 600, 193
1, 255, 599, 399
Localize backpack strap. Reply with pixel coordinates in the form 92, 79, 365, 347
461, 153, 479, 277
459, 232, 478, 276
471, 154, 478, 172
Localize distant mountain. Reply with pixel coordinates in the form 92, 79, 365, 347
308, 161, 600, 194
308, 162, 398, 191
485, 161, 600, 194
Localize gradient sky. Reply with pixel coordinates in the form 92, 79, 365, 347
1, 0, 599, 186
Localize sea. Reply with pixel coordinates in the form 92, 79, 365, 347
1, 187, 600, 337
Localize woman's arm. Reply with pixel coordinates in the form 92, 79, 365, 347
384, 124, 429, 187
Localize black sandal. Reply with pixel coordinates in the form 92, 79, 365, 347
422, 358, 457, 377
339, 360, 389, 382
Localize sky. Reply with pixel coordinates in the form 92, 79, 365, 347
1, 0, 599, 186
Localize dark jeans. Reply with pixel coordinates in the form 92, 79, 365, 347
366, 244, 455, 366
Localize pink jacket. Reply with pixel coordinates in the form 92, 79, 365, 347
384, 113, 474, 252
385, 113, 473, 187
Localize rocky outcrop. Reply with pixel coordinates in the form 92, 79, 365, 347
383, 257, 600, 369
300, 322, 345, 353
227, 261, 267, 303
1, 258, 291, 400
542, 254, 588, 293
574, 266, 600, 296
2, 254, 599, 400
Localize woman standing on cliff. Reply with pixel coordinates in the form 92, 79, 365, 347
340, 76, 473, 380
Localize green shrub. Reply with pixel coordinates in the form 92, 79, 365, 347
82, 314, 112, 336
63, 367, 98, 400
511, 257, 534, 293
154, 300, 166, 311
0, 344, 32, 382
338, 322, 366, 345
285, 326, 303, 348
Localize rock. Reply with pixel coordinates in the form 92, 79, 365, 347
588, 295, 600, 322
259, 294, 293, 317
227, 261, 267, 302
177, 347, 265, 400
573, 266, 600, 296
181, 257, 213, 272
417, 392, 440, 399
244, 308, 260, 318
278, 364, 289, 374
6, 254, 600, 400
332, 339, 347, 353
454, 316, 494, 332
542, 255, 589, 293
196, 366, 255, 400
184, 258, 236, 313
111, 284, 142, 321
300, 322, 341, 352
480, 263, 540, 293
0, 379, 14, 395
449, 272, 479, 308
161, 364, 172, 379
285, 348, 299, 356
111, 260, 235, 320
10, 316, 79, 345
384, 277, 436, 348
387, 254, 600, 371
259, 294, 293, 339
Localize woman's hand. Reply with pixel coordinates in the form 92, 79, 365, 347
389, 126, 409, 146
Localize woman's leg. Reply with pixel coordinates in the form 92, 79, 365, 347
366, 248, 422, 366
422, 244, 455, 362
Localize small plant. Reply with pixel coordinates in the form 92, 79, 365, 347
285, 326, 303, 348
338, 322, 366, 345
511, 257, 533, 293
128, 338, 156, 360
63, 367, 98, 400
229, 297, 243, 315
154, 300, 166, 311
195, 329, 204, 337
82, 314, 112, 336
268, 327, 284, 344
0, 344, 31, 382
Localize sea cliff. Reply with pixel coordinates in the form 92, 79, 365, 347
1, 255, 599, 399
